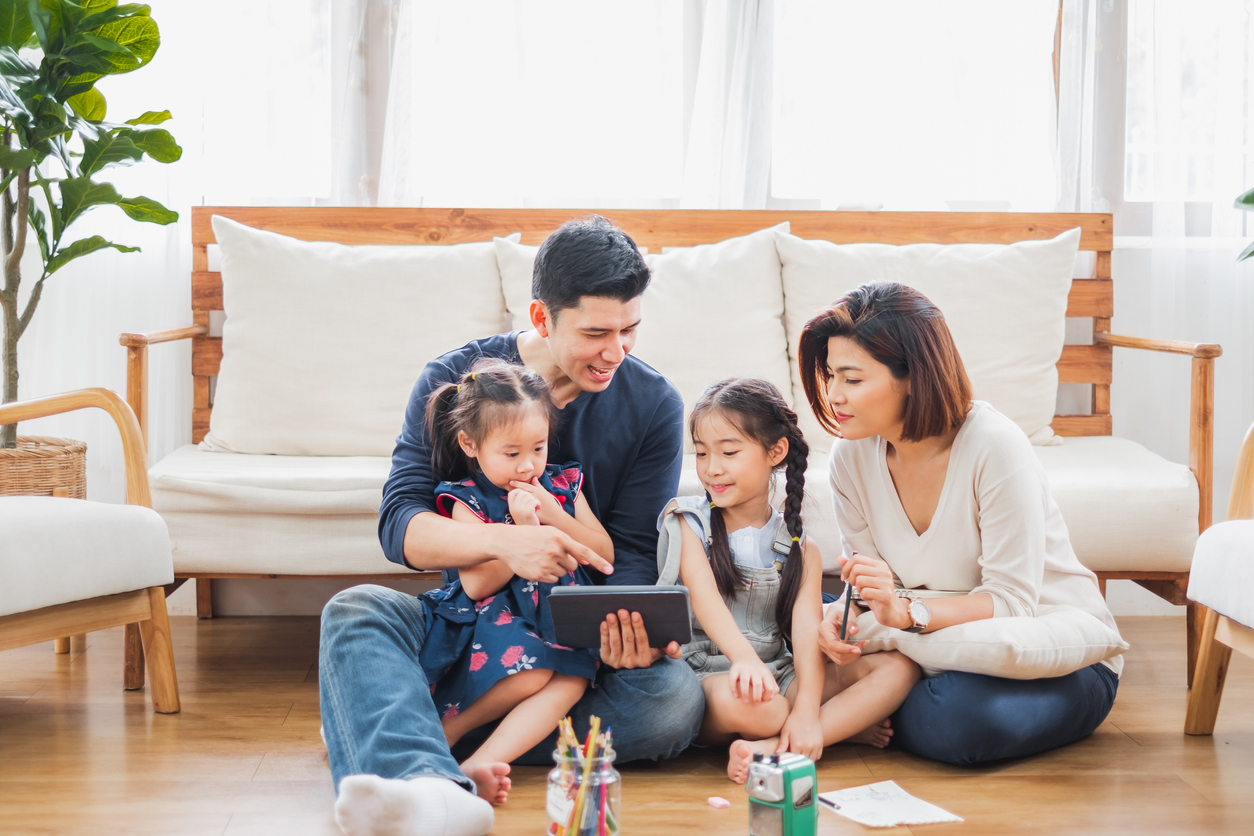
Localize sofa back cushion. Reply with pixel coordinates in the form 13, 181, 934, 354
775, 227, 1081, 452
203, 216, 508, 457
497, 224, 794, 452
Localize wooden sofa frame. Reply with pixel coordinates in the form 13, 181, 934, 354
122, 207, 1221, 683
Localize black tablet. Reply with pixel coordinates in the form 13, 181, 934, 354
548, 585, 692, 650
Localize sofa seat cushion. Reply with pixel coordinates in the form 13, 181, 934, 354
1187, 520, 1254, 626
0, 497, 173, 617
678, 436, 1197, 577
150, 445, 413, 576
1035, 436, 1198, 572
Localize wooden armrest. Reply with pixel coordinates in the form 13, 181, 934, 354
0, 388, 150, 508
119, 324, 208, 348
1095, 332, 1223, 359
118, 324, 210, 450
1228, 422, 1254, 521
1094, 332, 1223, 533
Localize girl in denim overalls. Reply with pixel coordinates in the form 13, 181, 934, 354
657, 378, 920, 783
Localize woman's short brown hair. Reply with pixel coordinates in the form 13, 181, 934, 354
798, 282, 972, 442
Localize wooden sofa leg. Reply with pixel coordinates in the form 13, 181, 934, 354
1185, 607, 1230, 735
123, 623, 145, 690
138, 587, 181, 714
1186, 599, 1202, 689
54, 637, 70, 654
196, 578, 213, 619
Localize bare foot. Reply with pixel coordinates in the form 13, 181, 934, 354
848, 718, 893, 748
461, 761, 512, 804
727, 738, 779, 784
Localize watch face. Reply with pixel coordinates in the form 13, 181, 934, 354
909, 600, 930, 627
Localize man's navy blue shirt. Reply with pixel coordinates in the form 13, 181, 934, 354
379, 332, 685, 587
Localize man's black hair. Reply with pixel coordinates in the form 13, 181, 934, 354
532, 215, 651, 317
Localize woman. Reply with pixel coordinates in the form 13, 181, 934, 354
797, 281, 1122, 765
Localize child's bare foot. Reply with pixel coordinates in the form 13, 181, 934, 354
461, 761, 512, 804
727, 738, 779, 784
848, 718, 893, 748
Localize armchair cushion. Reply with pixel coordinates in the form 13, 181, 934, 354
0, 497, 173, 617
1188, 520, 1254, 626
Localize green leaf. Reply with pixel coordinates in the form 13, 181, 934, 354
124, 108, 168, 125
56, 175, 122, 238
0, 143, 35, 168
79, 128, 141, 175
127, 126, 179, 162
1238, 239, 1254, 262
27, 200, 48, 263
0, 44, 37, 81
91, 12, 158, 74
45, 233, 139, 274
117, 194, 175, 224
0, 1, 33, 49
27, 0, 56, 52
79, 3, 148, 34
1235, 188, 1254, 212
67, 86, 105, 120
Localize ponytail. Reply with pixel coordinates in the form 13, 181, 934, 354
773, 418, 809, 639
707, 496, 746, 600
424, 382, 468, 481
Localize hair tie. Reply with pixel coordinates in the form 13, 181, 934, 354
456, 384, 461, 392
791, 536, 800, 542
471, 372, 477, 381
710, 501, 717, 510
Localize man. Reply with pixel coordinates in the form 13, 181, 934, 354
321, 217, 705, 836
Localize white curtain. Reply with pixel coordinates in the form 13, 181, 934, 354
680, 0, 774, 209
1059, 0, 1254, 523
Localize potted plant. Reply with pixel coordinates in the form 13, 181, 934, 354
0, 0, 180, 494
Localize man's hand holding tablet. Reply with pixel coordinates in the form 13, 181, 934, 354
547, 586, 692, 669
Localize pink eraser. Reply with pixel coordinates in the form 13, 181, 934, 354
708, 796, 731, 809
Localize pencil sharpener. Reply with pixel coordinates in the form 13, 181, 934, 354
745, 752, 817, 836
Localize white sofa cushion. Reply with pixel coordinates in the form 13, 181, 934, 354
150, 445, 412, 576
203, 216, 510, 457
1035, 436, 1198, 572
0, 497, 173, 617
1188, 520, 1254, 626
676, 436, 1196, 578
496, 224, 795, 452
775, 227, 1081, 452
847, 603, 1129, 679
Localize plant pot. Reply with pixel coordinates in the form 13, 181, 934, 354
0, 436, 86, 497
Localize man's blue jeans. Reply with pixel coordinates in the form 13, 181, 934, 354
319, 585, 706, 794
891, 662, 1119, 765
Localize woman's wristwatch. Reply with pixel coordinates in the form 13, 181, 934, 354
900, 592, 931, 633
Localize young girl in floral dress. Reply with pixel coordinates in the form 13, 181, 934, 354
417, 359, 612, 800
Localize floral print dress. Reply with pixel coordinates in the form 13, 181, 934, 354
418, 463, 600, 721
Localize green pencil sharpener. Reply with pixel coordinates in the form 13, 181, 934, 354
745, 752, 817, 836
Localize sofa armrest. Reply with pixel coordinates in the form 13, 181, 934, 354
118, 325, 209, 453
1097, 332, 1224, 533
0, 388, 150, 508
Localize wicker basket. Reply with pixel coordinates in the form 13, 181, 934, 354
0, 435, 87, 498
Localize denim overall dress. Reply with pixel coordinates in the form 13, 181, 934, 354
656, 495, 799, 695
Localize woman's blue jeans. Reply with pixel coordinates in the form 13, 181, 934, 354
318, 584, 706, 794
890, 662, 1119, 765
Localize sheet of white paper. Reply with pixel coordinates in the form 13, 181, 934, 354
818, 780, 963, 828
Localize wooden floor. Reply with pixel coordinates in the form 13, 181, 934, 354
1, 616, 1250, 836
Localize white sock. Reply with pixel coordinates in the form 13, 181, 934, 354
334, 774, 494, 836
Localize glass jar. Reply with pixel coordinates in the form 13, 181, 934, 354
546, 747, 621, 835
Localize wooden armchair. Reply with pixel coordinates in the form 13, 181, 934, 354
0, 388, 180, 713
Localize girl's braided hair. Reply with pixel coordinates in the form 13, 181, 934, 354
425, 359, 558, 482
690, 378, 810, 639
